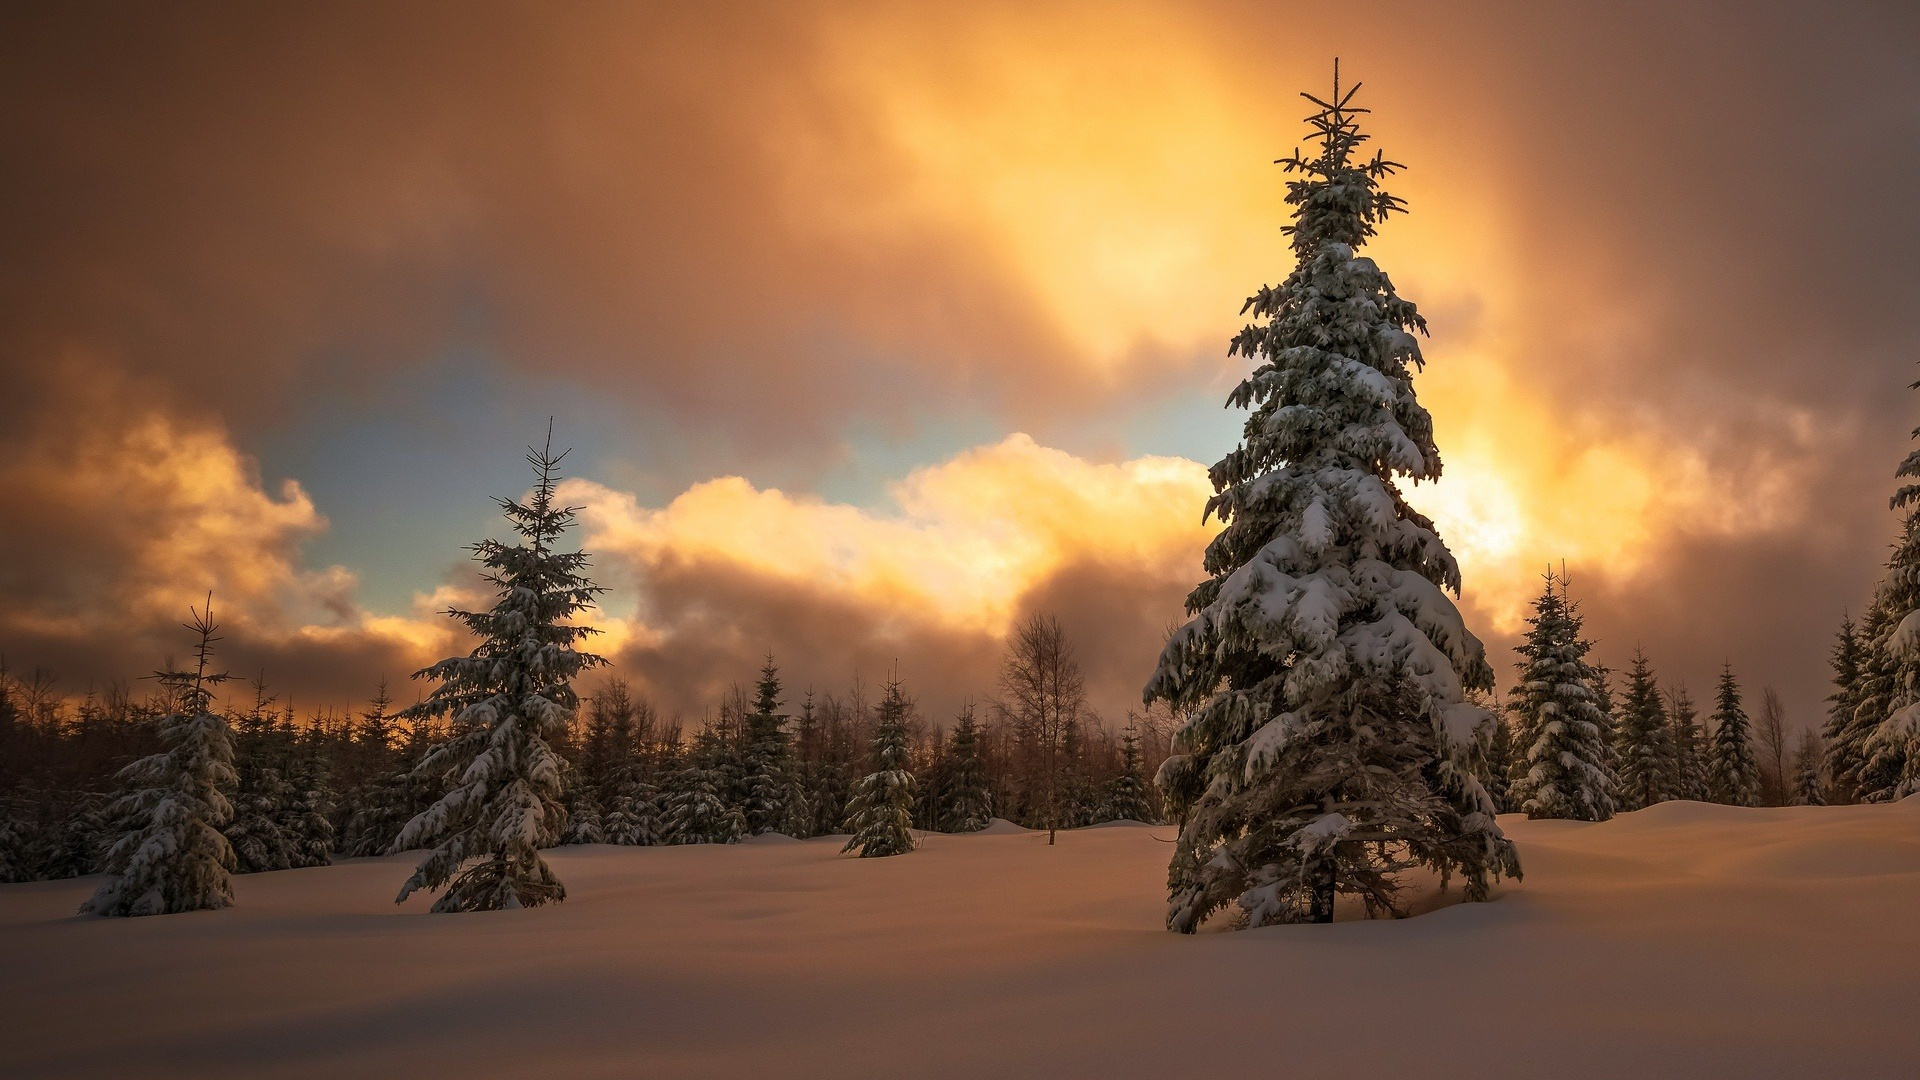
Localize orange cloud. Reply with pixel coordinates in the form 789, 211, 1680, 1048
565, 434, 1215, 642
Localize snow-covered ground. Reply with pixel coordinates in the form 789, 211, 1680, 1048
5, 801, 1919, 1079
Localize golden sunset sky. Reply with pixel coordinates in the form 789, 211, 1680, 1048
2, 1, 1914, 725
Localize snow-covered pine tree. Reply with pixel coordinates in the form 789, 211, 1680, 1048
226, 679, 299, 873
283, 730, 333, 868
1507, 570, 1615, 822
1144, 69, 1518, 929
1707, 664, 1761, 807
82, 598, 238, 917
1820, 616, 1866, 803
843, 676, 917, 858
740, 656, 795, 836
1101, 725, 1156, 823
342, 684, 414, 857
1848, 599, 1904, 802
1791, 728, 1827, 806
941, 703, 994, 832
1614, 649, 1676, 811
601, 733, 662, 846
1667, 685, 1710, 801
661, 727, 745, 845
392, 431, 607, 912
1849, 374, 1920, 802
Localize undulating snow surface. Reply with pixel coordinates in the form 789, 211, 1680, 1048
5, 802, 1920, 1079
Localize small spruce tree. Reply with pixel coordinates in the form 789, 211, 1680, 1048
1614, 649, 1676, 811
661, 727, 745, 845
393, 431, 607, 911
1707, 664, 1761, 807
1667, 685, 1710, 801
1507, 570, 1615, 822
940, 703, 994, 832
83, 598, 238, 917
740, 656, 795, 835
842, 677, 917, 858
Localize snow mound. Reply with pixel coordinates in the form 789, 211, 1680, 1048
741, 832, 803, 845
1602, 799, 1771, 828
975, 818, 1032, 835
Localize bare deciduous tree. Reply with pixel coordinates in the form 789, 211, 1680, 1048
1756, 687, 1792, 806
999, 613, 1085, 845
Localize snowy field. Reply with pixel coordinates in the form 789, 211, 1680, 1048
5, 801, 1920, 1080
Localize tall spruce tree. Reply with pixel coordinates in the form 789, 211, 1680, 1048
1507, 570, 1615, 822
1667, 685, 1710, 801
393, 432, 607, 912
1614, 649, 1676, 811
1850, 374, 1920, 802
1144, 69, 1517, 929
83, 598, 238, 917
843, 677, 917, 858
1707, 664, 1761, 807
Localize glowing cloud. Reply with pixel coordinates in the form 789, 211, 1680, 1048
564, 434, 1216, 641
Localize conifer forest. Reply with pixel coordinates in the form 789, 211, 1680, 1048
4, 4, 1919, 1078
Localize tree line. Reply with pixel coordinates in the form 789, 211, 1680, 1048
0, 613, 1172, 889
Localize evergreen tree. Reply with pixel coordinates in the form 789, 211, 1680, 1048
283, 737, 334, 868
1056, 717, 1096, 828
1852, 375, 1920, 802
843, 677, 917, 858
740, 656, 796, 835
600, 734, 662, 846
1792, 728, 1828, 806
1821, 616, 1867, 803
42, 793, 107, 878
393, 432, 608, 912
341, 684, 414, 857
1707, 664, 1761, 807
1101, 726, 1156, 823
661, 727, 744, 845
1481, 708, 1515, 814
1614, 649, 1676, 811
1849, 600, 1905, 802
226, 679, 300, 873
1507, 571, 1615, 822
1667, 685, 1710, 801
1144, 71, 1517, 929
941, 703, 994, 831
560, 766, 605, 844
83, 598, 238, 917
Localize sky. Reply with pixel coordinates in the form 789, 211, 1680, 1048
2, 0, 1916, 731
